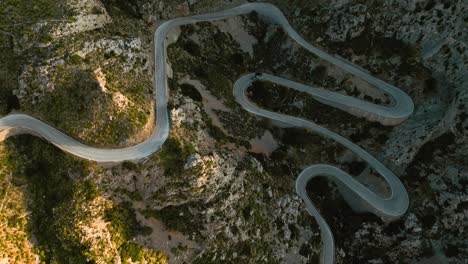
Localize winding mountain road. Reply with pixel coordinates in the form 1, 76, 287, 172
0, 3, 413, 263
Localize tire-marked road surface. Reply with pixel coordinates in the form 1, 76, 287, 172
0, 3, 413, 263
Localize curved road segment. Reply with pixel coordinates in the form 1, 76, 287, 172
0, 3, 413, 263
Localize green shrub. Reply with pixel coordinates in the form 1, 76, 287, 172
142, 203, 201, 235
159, 138, 196, 176
116, 188, 143, 201
120, 242, 168, 264
106, 202, 152, 243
